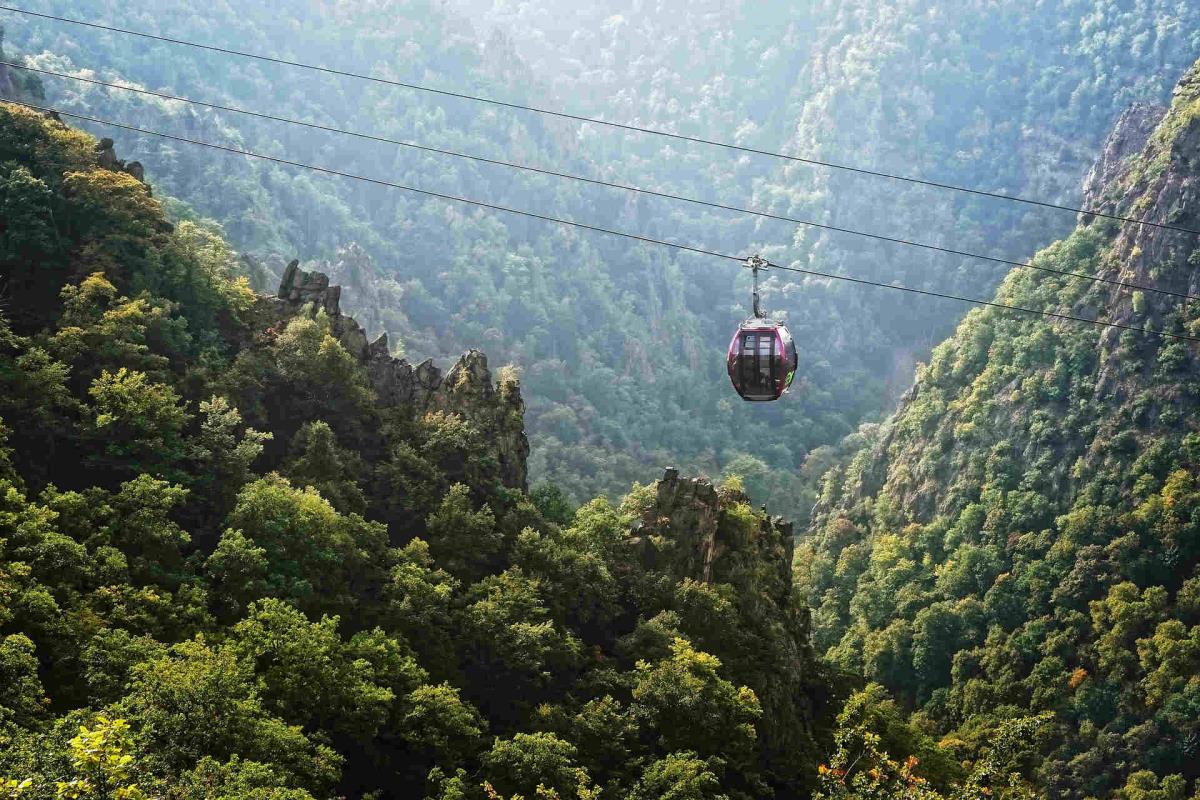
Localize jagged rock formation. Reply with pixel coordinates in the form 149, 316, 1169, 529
255, 265, 529, 489
629, 467, 828, 790
241, 245, 406, 343
1087, 78, 1200, 315
367, 332, 529, 490
95, 137, 147, 185
633, 467, 795, 599
277, 259, 342, 315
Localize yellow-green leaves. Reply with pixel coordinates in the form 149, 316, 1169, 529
55, 715, 146, 800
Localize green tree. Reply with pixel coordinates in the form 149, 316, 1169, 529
281, 420, 365, 515
481, 732, 596, 800
630, 637, 761, 764
399, 683, 485, 767
465, 568, 581, 693
425, 484, 501, 581
51, 716, 147, 800
0, 634, 45, 728
1117, 771, 1189, 800
384, 538, 462, 680
116, 638, 340, 792
1090, 583, 1169, 682
86, 368, 190, 480
221, 475, 389, 616
190, 396, 271, 528
231, 599, 393, 739
0, 165, 59, 325
631, 752, 728, 800
169, 756, 317, 800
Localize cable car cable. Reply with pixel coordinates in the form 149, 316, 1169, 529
7, 98, 1199, 345
2, 3, 1198, 237
5, 60, 1196, 305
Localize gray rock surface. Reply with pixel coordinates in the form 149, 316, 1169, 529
1081, 102, 1165, 210
631, 468, 796, 603
257, 265, 529, 489
94, 137, 150, 186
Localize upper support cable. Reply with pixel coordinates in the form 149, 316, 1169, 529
1, 3, 1198, 236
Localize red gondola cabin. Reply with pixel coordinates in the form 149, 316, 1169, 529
726, 319, 798, 401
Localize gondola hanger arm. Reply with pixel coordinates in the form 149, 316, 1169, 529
745, 255, 769, 318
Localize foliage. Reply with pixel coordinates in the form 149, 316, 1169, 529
0, 104, 830, 800
12, 0, 1197, 520
54, 716, 147, 800
801, 62, 1200, 799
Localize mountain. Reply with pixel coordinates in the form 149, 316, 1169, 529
3, 2, 1200, 521
800, 59, 1200, 798
0, 101, 837, 799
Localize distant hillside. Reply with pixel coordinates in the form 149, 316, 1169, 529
801, 59, 1200, 798
4, 1, 1200, 521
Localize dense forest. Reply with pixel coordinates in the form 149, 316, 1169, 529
2, 1, 1199, 518
800, 59, 1200, 799
0, 98, 1059, 799
4, 3, 1200, 798
0, 97, 829, 798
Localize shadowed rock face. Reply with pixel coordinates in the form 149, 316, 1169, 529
1081, 103, 1165, 210
257, 265, 529, 489
627, 468, 828, 788
631, 467, 797, 612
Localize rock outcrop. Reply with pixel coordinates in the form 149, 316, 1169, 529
627, 468, 827, 787
256, 266, 529, 489
277, 259, 342, 315
366, 333, 529, 490
1079, 68, 1200, 337
1081, 102, 1165, 210
630, 468, 797, 609
95, 137, 148, 186
245, 245, 407, 345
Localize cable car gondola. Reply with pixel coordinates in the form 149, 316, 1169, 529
727, 255, 798, 402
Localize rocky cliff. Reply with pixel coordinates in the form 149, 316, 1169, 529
632, 467, 796, 606
629, 467, 829, 791
253, 259, 529, 489
1080, 102, 1165, 210
827, 66, 1200, 523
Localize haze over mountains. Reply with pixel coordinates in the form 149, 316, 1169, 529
5, 0, 1200, 519
3, 3, 1200, 797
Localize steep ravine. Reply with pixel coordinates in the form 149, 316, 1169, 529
801, 59, 1200, 797
0, 103, 834, 798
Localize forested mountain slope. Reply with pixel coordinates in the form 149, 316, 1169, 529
3, 1, 1199, 519
800, 59, 1200, 798
0, 103, 835, 799
452, 0, 1200, 507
